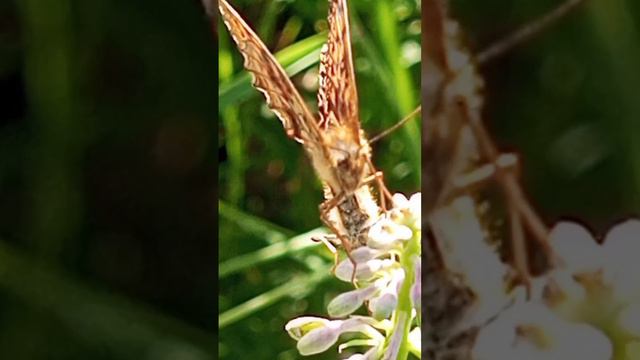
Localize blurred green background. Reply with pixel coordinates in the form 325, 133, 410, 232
450, 0, 640, 232
218, 0, 420, 358
0, 0, 216, 359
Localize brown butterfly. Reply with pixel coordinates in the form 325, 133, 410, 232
217, 0, 393, 269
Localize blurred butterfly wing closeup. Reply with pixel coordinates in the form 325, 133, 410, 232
217, 0, 320, 145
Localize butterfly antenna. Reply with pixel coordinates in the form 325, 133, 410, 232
476, 0, 588, 65
370, 105, 421, 143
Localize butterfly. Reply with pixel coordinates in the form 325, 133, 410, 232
217, 0, 396, 272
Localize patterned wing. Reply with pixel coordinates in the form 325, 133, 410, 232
218, 0, 318, 143
317, 0, 360, 134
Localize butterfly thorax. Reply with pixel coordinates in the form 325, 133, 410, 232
317, 124, 368, 192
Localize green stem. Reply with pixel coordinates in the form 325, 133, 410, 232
390, 226, 420, 359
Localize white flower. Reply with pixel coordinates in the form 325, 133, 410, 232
334, 247, 394, 282
288, 317, 379, 356
369, 292, 397, 321
408, 327, 421, 355
548, 221, 602, 273
391, 193, 410, 209
327, 285, 378, 318
368, 216, 412, 249
285, 316, 331, 340
408, 192, 421, 230
601, 219, 640, 302
286, 192, 422, 359
296, 321, 343, 356
473, 302, 612, 360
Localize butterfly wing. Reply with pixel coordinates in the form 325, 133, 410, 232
218, 0, 319, 144
317, 0, 361, 138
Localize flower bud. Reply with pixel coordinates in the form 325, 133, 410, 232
328, 286, 377, 317
296, 321, 342, 356
285, 317, 331, 340
334, 249, 388, 282
369, 292, 397, 320
368, 218, 412, 249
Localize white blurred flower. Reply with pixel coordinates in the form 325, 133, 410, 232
387, 192, 421, 231
391, 193, 410, 210
549, 221, 602, 273
473, 301, 612, 360
601, 219, 640, 303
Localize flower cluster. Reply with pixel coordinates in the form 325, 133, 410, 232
286, 193, 421, 359
473, 219, 640, 360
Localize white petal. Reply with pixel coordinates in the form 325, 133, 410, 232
285, 317, 332, 340
297, 322, 342, 356
392, 193, 409, 209
602, 219, 640, 274
327, 286, 377, 317
549, 221, 601, 273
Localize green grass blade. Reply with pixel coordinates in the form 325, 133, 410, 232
219, 29, 246, 205
373, 0, 420, 185
219, 200, 296, 244
219, 227, 328, 278
219, 263, 332, 329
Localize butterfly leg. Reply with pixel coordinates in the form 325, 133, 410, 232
458, 154, 533, 296
507, 199, 532, 298
363, 159, 394, 211
311, 234, 340, 272
465, 112, 553, 261
318, 194, 359, 285
451, 153, 518, 191
454, 98, 553, 293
